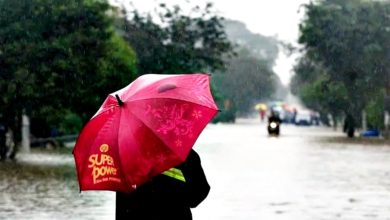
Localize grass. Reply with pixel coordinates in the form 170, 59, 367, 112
0, 146, 76, 183
0, 160, 75, 179
319, 136, 390, 146
29, 146, 74, 155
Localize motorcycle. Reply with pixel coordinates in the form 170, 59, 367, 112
267, 119, 280, 136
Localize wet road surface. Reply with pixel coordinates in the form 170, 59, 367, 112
2, 118, 390, 220
194, 119, 390, 220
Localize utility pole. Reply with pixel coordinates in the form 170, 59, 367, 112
385, 111, 389, 138
21, 114, 30, 153
362, 110, 367, 132
385, 76, 390, 138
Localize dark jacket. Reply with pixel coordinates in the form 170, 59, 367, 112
116, 149, 210, 220
268, 114, 282, 124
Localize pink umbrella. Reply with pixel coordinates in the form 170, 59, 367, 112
73, 73, 218, 192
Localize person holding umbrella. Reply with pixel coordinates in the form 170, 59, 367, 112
116, 149, 210, 220
73, 74, 218, 220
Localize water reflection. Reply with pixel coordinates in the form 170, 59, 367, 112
2, 119, 390, 220
194, 119, 390, 220
0, 153, 115, 220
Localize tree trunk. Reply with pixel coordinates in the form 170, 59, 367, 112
331, 114, 338, 130
362, 110, 367, 132
21, 114, 30, 153
384, 111, 389, 139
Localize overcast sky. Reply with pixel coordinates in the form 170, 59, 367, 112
116, 0, 310, 85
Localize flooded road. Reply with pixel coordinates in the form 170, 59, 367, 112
2, 118, 390, 220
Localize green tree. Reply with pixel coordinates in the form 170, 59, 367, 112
119, 2, 234, 75
0, 0, 137, 147
222, 19, 279, 67
295, 0, 390, 136
213, 48, 277, 117
291, 57, 348, 127
212, 19, 282, 119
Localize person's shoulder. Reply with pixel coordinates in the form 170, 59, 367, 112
186, 149, 201, 164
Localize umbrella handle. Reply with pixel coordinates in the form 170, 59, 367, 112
115, 94, 124, 106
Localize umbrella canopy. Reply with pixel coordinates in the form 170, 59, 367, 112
255, 103, 267, 111
73, 73, 218, 192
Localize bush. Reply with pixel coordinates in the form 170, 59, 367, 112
366, 93, 384, 129
212, 109, 236, 123
59, 112, 83, 135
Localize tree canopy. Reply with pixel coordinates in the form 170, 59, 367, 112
293, 0, 390, 131
0, 0, 137, 138
119, 2, 235, 75
213, 20, 282, 117
213, 48, 278, 116
222, 19, 279, 67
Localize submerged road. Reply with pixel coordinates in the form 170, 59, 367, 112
2, 118, 390, 219
194, 118, 390, 220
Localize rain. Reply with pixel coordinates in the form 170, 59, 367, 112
1, 0, 390, 219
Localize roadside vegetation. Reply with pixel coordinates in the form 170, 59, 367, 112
292, 0, 390, 137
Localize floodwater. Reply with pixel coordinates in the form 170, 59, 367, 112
2, 118, 390, 220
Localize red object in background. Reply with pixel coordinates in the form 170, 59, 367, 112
73, 73, 218, 192
259, 110, 266, 121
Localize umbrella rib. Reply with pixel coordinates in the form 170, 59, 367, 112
123, 74, 184, 99
91, 104, 118, 120
78, 114, 116, 184
115, 112, 135, 190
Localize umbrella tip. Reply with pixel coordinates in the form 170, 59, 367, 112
115, 94, 124, 106
157, 83, 177, 93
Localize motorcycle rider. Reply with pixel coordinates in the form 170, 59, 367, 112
267, 110, 282, 135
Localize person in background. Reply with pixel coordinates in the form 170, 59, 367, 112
116, 149, 210, 220
259, 108, 266, 122
268, 110, 282, 125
